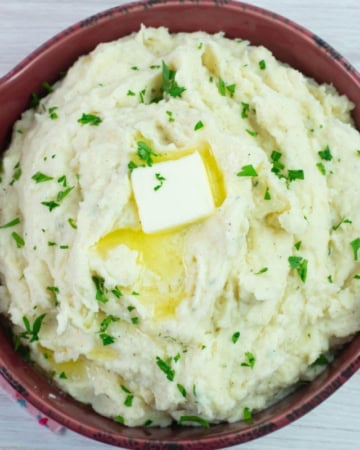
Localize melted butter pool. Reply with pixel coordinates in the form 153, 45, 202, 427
95, 143, 226, 319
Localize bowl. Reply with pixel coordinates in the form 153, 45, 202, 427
0, 1, 359, 449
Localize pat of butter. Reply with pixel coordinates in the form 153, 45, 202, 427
131, 152, 215, 233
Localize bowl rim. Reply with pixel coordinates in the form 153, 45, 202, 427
0, 1, 359, 449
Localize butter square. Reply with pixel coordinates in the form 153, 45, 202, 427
131, 152, 215, 233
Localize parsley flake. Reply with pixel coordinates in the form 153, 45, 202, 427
332, 218, 352, 231
48, 106, 58, 120
243, 407, 252, 422
311, 353, 329, 367
194, 120, 204, 131
99, 333, 115, 346
232, 331, 240, 344
137, 141, 157, 167
0, 217, 20, 229
237, 164, 258, 177
350, 238, 360, 260
156, 356, 175, 381
77, 113, 102, 126
68, 218, 77, 229
11, 232, 25, 248
32, 172, 53, 183
218, 78, 226, 96
255, 267, 268, 275
288, 256, 308, 282
246, 129, 258, 137
241, 351, 256, 368
264, 187, 271, 200
177, 383, 187, 398
241, 102, 250, 119
178, 416, 209, 428
154, 172, 166, 191
9, 162, 22, 186
127, 90, 136, 96
59, 371, 67, 379
318, 145, 333, 161
92, 275, 109, 303
115, 416, 124, 424
294, 241, 302, 250
288, 169, 304, 182
258, 59, 266, 70
100, 315, 120, 333
21, 314, 46, 343
161, 61, 186, 98
41, 201, 60, 212
316, 162, 326, 175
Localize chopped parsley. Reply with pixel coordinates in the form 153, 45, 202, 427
114, 416, 124, 424
288, 256, 308, 282
354, 274, 360, 280
258, 59, 266, 70
29, 92, 40, 109
241, 351, 256, 368
9, 162, 22, 186
100, 315, 120, 333
288, 169, 304, 182
177, 383, 187, 398
316, 162, 326, 175
156, 356, 175, 381
131, 66, 139, 71
218, 78, 226, 96
241, 102, 250, 119
243, 407, 252, 422
41, 201, 60, 211
194, 120, 204, 131
264, 187, 271, 200
255, 267, 268, 275
161, 61, 186, 98
47, 286, 59, 306
128, 161, 138, 171
232, 331, 240, 344
0, 217, 20, 229
112, 286, 123, 298
144, 419, 153, 426
150, 64, 160, 69
237, 164, 258, 177
48, 241, 56, 246
226, 84, 236, 97
294, 241, 302, 250
48, 106, 58, 120
68, 218, 77, 229
11, 232, 25, 248
311, 353, 329, 367
56, 186, 74, 202
127, 90, 136, 96
246, 129, 258, 137
178, 415, 209, 428
318, 145, 333, 161
124, 394, 134, 407
92, 275, 109, 303
99, 333, 115, 346
131, 317, 140, 325
350, 238, 360, 260
57, 175, 67, 187
154, 172, 166, 191
137, 141, 157, 167
327, 275, 333, 283
270, 151, 285, 178
32, 172, 53, 183
42, 81, 53, 93
332, 218, 352, 231
77, 113, 102, 126
166, 110, 175, 122
21, 314, 46, 343
139, 88, 146, 103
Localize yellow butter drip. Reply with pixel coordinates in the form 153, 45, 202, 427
96, 143, 226, 319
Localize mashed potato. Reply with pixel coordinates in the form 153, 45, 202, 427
0, 27, 360, 427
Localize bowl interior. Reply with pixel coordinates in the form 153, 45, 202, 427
0, 1, 359, 449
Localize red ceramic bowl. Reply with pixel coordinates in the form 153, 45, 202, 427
0, 1, 359, 449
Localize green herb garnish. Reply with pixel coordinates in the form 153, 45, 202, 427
237, 164, 258, 177
241, 102, 250, 119
0, 217, 20, 229
288, 169, 304, 182
99, 333, 115, 346
258, 60, 266, 70
255, 267, 268, 275
226, 84, 236, 97
166, 110, 175, 122
41, 201, 60, 211
100, 315, 120, 333
92, 275, 109, 303
241, 351, 256, 368
127, 90, 136, 96
154, 172, 166, 191
112, 286, 123, 298
318, 145, 333, 161
21, 314, 46, 343
178, 415, 209, 428
48, 106, 58, 120
177, 383, 187, 398
114, 416, 124, 424
68, 218, 77, 229
9, 162, 22, 186
332, 218, 352, 231
246, 129, 258, 137
59, 371, 67, 380
311, 353, 329, 367
288, 256, 308, 282
316, 162, 326, 175
232, 331, 240, 344
137, 141, 157, 167
32, 172, 53, 183
243, 407, 252, 422
161, 61, 186, 98
350, 238, 360, 260
11, 232, 25, 248
77, 113, 102, 126
218, 78, 226, 96
194, 120, 204, 131
156, 356, 175, 381
294, 241, 302, 251
264, 187, 271, 200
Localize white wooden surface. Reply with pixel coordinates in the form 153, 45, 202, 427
0, 1, 359, 449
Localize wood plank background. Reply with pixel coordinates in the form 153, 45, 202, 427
0, 1, 359, 449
